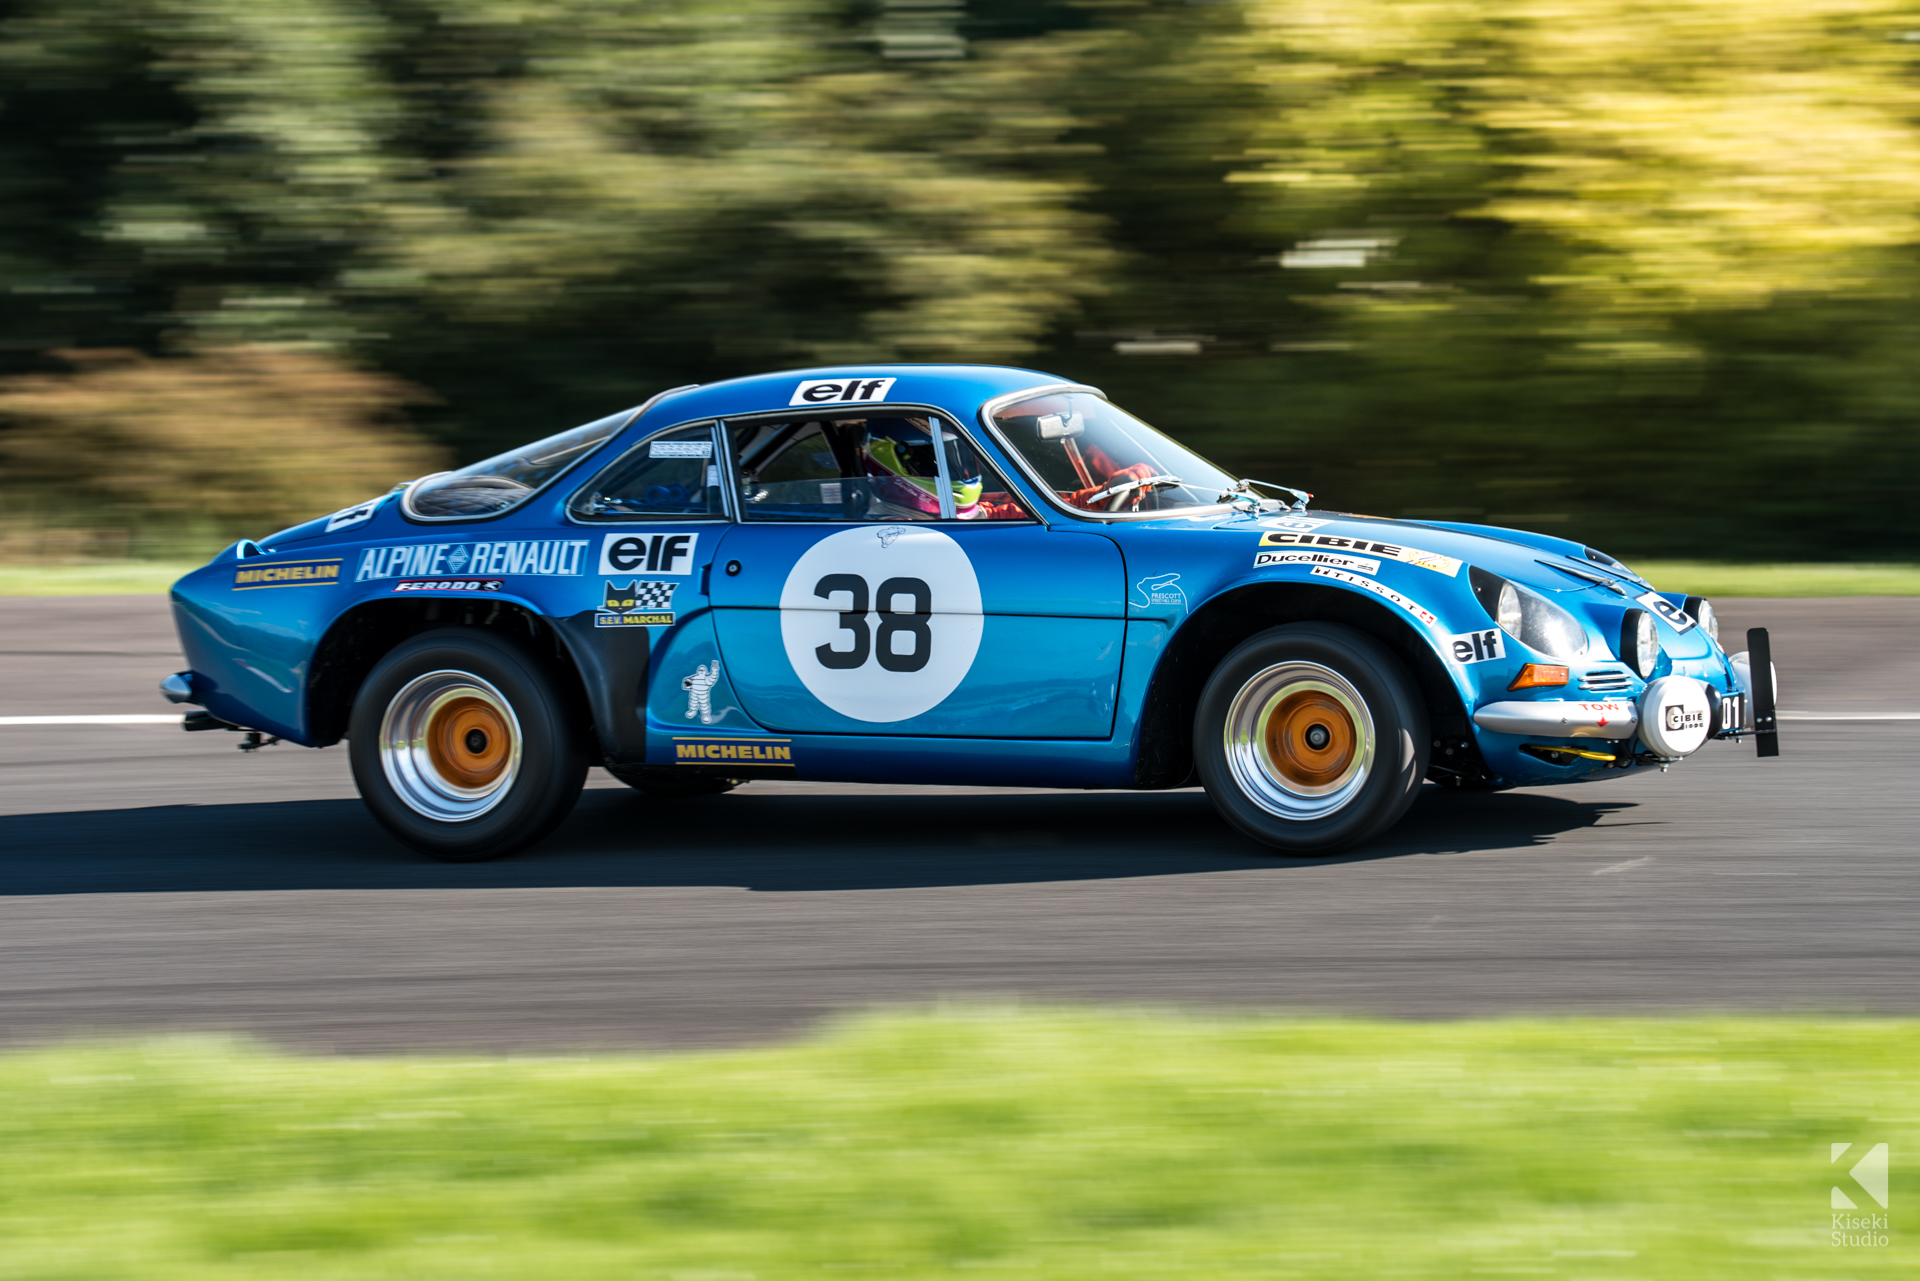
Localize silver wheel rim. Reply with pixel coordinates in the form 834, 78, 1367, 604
1223, 660, 1375, 821
378, 669, 523, 822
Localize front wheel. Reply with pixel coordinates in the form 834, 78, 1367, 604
1194, 622, 1429, 855
348, 628, 587, 862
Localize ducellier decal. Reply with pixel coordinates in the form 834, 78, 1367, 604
1258, 531, 1461, 576
356, 539, 588, 583
1254, 549, 1381, 575
233, 558, 342, 590
673, 736, 794, 765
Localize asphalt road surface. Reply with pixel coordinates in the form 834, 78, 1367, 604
2, 594, 1917, 1053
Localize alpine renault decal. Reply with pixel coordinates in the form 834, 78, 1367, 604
355, 539, 588, 582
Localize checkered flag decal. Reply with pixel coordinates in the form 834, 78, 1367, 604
629, 580, 678, 610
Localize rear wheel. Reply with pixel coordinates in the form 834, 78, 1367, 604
1195, 622, 1428, 855
348, 629, 587, 861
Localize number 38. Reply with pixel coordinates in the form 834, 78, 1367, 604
813, 574, 932, 673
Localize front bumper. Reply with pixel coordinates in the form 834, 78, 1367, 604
1472, 699, 1638, 740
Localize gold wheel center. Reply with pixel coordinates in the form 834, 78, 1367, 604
1262, 690, 1357, 787
426, 696, 512, 790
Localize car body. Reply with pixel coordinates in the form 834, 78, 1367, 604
163, 364, 1779, 859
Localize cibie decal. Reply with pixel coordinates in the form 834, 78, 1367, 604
779, 525, 983, 723
356, 539, 587, 583
1665, 703, 1707, 733
232, 557, 342, 590
789, 377, 897, 407
682, 662, 721, 724
393, 579, 504, 593
1130, 572, 1188, 612
1256, 516, 1330, 533
673, 736, 794, 766
1254, 549, 1380, 575
1258, 531, 1462, 577
599, 532, 700, 577
1447, 627, 1507, 665
324, 497, 381, 533
597, 579, 677, 628
1309, 565, 1439, 626
1635, 590, 1698, 635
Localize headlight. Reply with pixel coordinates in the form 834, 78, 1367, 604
1620, 608, 1661, 677
1469, 567, 1588, 660
1683, 595, 1718, 642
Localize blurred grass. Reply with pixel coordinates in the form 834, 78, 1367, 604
1634, 561, 1920, 597
2, 1008, 1913, 1279
0, 560, 196, 596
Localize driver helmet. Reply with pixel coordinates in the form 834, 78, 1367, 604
858, 418, 984, 518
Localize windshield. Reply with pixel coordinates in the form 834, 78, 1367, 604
988, 392, 1238, 516
408, 409, 634, 518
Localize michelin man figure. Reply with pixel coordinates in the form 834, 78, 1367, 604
682, 662, 720, 725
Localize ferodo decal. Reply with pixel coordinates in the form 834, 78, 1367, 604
1130, 572, 1188, 612
600, 532, 700, 577
232, 557, 342, 590
1447, 627, 1507, 665
673, 735, 794, 766
1309, 566, 1439, 626
789, 377, 896, 407
1635, 590, 1698, 634
324, 497, 380, 533
1258, 531, 1462, 577
597, 579, 677, 628
1254, 549, 1381, 575
357, 539, 587, 582
392, 578, 504, 593
779, 525, 983, 723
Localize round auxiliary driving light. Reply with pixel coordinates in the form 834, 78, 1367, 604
1683, 595, 1718, 642
1496, 583, 1523, 637
1621, 608, 1660, 678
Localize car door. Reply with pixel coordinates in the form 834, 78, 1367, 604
708, 407, 1125, 738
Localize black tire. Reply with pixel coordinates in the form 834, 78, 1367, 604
348, 628, 588, 862
1194, 622, 1429, 855
603, 764, 743, 798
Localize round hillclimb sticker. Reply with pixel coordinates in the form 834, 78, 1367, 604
778, 526, 983, 723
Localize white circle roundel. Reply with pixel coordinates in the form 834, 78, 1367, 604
779, 526, 983, 723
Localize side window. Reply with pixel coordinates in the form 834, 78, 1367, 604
728, 415, 1030, 522
568, 424, 724, 521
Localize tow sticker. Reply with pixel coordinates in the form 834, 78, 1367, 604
779, 525, 982, 723
1259, 530, 1461, 576
1310, 565, 1439, 625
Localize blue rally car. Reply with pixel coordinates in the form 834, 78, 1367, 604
161, 365, 1781, 861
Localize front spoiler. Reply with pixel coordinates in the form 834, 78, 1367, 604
1472, 700, 1638, 740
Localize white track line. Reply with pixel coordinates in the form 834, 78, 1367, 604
0, 714, 181, 726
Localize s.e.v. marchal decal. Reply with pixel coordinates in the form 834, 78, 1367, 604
596, 579, 677, 628
1258, 530, 1461, 577
356, 539, 588, 582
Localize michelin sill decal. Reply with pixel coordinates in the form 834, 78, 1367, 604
1130, 572, 1188, 612
233, 557, 342, 590
1254, 549, 1381, 575
357, 539, 588, 582
599, 532, 700, 577
598, 579, 678, 628
1310, 566, 1439, 626
1258, 531, 1462, 577
673, 735, 794, 766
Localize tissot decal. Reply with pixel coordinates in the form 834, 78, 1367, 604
1309, 565, 1439, 625
1258, 531, 1462, 576
599, 532, 700, 577
356, 539, 586, 582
